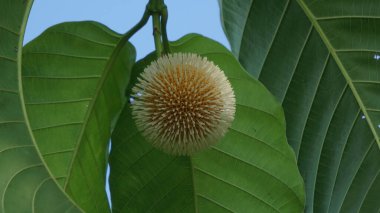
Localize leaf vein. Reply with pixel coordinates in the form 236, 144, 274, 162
23, 52, 109, 61
326, 110, 361, 212
0, 89, 18, 94
0, 25, 19, 36
23, 75, 101, 80
145, 174, 190, 212
120, 157, 179, 212
42, 149, 75, 157
194, 167, 280, 212
281, 25, 313, 102
0, 55, 16, 62
32, 122, 83, 131
309, 84, 349, 207
2, 164, 44, 212
0, 145, 34, 154
32, 177, 52, 213
197, 194, 234, 213
337, 139, 376, 212
259, 0, 290, 75
26, 98, 92, 105
228, 128, 290, 160
47, 30, 117, 48
210, 146, 303, 205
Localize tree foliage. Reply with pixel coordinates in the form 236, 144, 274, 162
0, 0, 379, 212
220, 0, 380, 212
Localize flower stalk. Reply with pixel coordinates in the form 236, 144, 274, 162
152, 13, 163, 57
116, 0, 170, 58
160, 6, 170, 54
148, 0, 170, 56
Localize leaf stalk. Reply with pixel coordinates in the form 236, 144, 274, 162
148, 0, 170, 56
152, 13, 163, 57
161, 6, 170, 54
118, 0, 170, 57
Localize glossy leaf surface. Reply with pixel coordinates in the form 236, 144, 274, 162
109, 34, 305, 213
220, 0, 380, 212
0, 0, 82, 212
22, 22, 136, 212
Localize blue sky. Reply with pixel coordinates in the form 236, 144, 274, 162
25, 0, 230, 59
24, 0, 229, 205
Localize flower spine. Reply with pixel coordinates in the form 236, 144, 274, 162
131, 53, 235, 155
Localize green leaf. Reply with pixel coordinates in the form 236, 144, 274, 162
109, 34, 305, 212
0, 0, 82, 212
219, 0, 380, 212
22, 21, 136, 212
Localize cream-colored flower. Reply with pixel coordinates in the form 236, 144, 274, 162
131, 53, 235, 155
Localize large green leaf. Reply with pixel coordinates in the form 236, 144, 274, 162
219, 0, 380, 212
109, 34, 305, 212
22, 22, 136, 212
0, 0, 82, 212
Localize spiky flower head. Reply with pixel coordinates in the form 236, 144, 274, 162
131, 53, 235, 155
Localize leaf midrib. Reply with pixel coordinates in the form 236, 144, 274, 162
16, 0, 83, 211
296, 0, 380, 148
63, 32, 124, 190
190, 158, 198, 213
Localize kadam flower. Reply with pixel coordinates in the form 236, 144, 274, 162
131, 53, 235, 155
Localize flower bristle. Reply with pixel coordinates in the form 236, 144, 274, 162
131, 53, 235, 155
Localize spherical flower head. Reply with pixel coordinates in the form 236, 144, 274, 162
131, 53, 235, 155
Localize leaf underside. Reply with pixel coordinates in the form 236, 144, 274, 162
0, 0, 82, 212
109, 34, 305, 213
22, 21, 136, 212
220, 0, 380, 212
